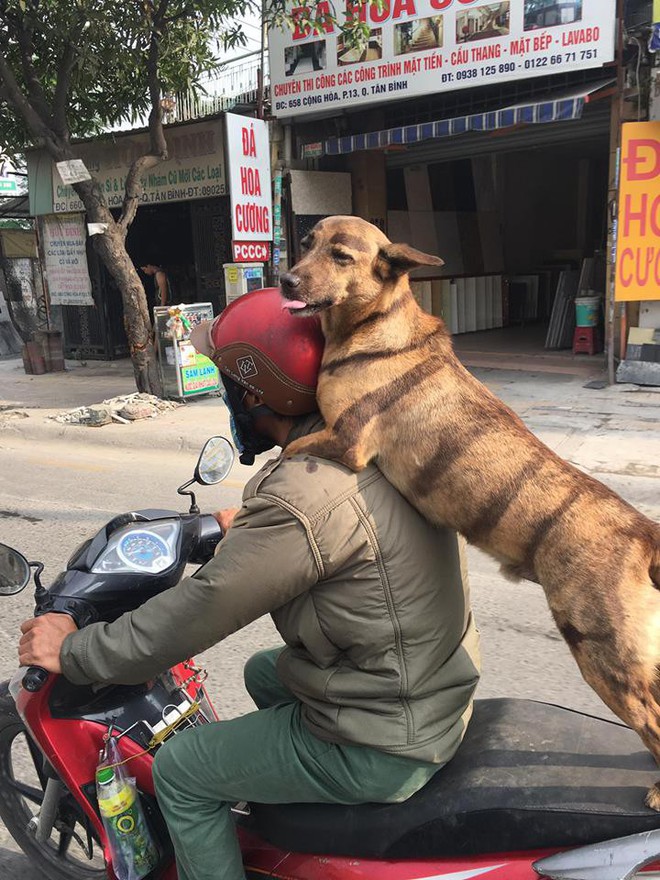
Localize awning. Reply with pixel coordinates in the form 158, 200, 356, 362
303, 79, 615, 159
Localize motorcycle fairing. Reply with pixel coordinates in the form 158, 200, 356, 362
241, 700, 660, 859
534, 827, 660, 880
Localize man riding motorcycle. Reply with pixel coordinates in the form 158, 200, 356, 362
18, 287, 481, 880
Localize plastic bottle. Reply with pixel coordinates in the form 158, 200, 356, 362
96, 765, 159, 880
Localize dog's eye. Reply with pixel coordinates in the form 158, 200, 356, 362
300, 235, 313, 252
332, 250, 354, 265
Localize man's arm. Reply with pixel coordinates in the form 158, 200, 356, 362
59, 495, 321, 686
155, 270, 168, 306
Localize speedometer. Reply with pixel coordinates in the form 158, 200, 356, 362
117, 531, 171, 573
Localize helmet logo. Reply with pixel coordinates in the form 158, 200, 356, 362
237, 355, 259, 380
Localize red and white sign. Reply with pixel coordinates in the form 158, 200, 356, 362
226, 113, 273, 242
232, 240, 272, 262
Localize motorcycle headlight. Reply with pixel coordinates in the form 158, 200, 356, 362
91, 520, 181, 575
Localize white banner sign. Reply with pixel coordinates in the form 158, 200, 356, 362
56, 159, 91, 184
52, 119, 227, 213
41, 213, 94, 306
225, 114, 273, 242
269, 0, 616, 118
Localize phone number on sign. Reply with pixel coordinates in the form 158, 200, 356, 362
441, 50, 598, 82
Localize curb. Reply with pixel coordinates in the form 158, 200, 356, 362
0, 402, 233, 453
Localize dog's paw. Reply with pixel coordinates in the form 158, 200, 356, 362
645, 783, 660, 811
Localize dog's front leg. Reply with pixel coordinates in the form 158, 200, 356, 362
286, 428, 371, 472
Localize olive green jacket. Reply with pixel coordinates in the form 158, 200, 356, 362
61, 416, 480, 764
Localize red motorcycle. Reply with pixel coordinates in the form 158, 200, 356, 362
0, 437, 659, 880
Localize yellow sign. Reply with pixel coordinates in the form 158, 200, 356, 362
615, 122, 660, 302
655, 0, 660, 21
226, 267, 239, 284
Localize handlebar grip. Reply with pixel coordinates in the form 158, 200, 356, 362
23, 666, 50, 692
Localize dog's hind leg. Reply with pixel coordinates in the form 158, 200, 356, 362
551, 571, 660, 810
574, 655, 660, 811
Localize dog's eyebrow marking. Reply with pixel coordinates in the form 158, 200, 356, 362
329, 232, 370, 252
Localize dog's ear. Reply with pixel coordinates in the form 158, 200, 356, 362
376, 243, 445, 279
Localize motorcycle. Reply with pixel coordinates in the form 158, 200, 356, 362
0, 435, 659, 880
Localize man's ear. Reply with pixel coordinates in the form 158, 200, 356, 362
375, 243, 445, 279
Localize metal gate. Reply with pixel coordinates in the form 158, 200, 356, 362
190, 197, 233, 314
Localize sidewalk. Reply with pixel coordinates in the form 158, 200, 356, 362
1, 356, 659, 488
0, 357, 231, 452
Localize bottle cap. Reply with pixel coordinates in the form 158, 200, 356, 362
97, 767, 115, 785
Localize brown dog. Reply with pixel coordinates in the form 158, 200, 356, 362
281, 215, 660, 809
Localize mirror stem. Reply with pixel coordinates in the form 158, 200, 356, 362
29, 562, 48, 603
177, 479, 200, 515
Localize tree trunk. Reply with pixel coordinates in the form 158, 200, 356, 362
73, 180, 163, 396
93, 226, 162, 396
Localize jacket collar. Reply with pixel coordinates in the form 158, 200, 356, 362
283, 412, 324, 449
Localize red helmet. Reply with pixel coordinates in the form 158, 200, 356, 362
190, 288, 324, 416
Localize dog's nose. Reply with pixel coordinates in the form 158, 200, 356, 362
281, 273, 301, 291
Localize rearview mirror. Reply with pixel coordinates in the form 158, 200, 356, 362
195, 436, 235, 486
0, 544, 31, 596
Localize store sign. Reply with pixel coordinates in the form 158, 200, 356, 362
301, 141, 324, 158
52, 119, 227, 213
269, 0, 616, 117
182, 352, 221, 396
40, 213, 94, 306
615, 122, 660, 303
0, 178, 19, 194
232, 240, 272, 262
225, 113, 273, 242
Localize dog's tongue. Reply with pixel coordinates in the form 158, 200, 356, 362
281, 299, 308, 311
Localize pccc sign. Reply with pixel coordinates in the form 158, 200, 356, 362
226, 113, 273, 245
232, 240, 272, 262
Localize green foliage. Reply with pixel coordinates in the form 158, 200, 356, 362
0, 0, 255, 159
268, 0, 383, 53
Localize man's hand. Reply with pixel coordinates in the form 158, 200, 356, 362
214, 508, 240, 532
18, 614, 78, 673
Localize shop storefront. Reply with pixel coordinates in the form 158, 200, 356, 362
26, 115, 266, 362
269, 0, 627, 366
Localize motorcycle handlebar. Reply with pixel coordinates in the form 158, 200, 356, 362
23, 666, 50, 692
20, 513, 224, 697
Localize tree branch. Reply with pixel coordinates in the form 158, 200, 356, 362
52, 39, 78, 140
118, 0, 170, 231
0, 49, 64, 157
14, 11, 53, 122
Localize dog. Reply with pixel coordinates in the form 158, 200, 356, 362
280, 215, 660, 809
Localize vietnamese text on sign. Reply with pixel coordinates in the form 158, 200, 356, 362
269, 0, 616, 117
615, 122, 660, 303
226, 114, 273, 243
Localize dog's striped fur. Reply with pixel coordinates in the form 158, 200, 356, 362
282, 216, 660, 809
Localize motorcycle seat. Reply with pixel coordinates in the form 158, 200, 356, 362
242, 698, 660, 858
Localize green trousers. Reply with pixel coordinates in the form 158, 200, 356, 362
152, 647, 440, 880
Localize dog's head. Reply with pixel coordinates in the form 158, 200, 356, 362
281, 216, 444, 317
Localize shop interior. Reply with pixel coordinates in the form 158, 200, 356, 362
385, 134, 610, 368
125, 201, 197, 306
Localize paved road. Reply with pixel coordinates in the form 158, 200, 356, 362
0, 370, 658, 875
